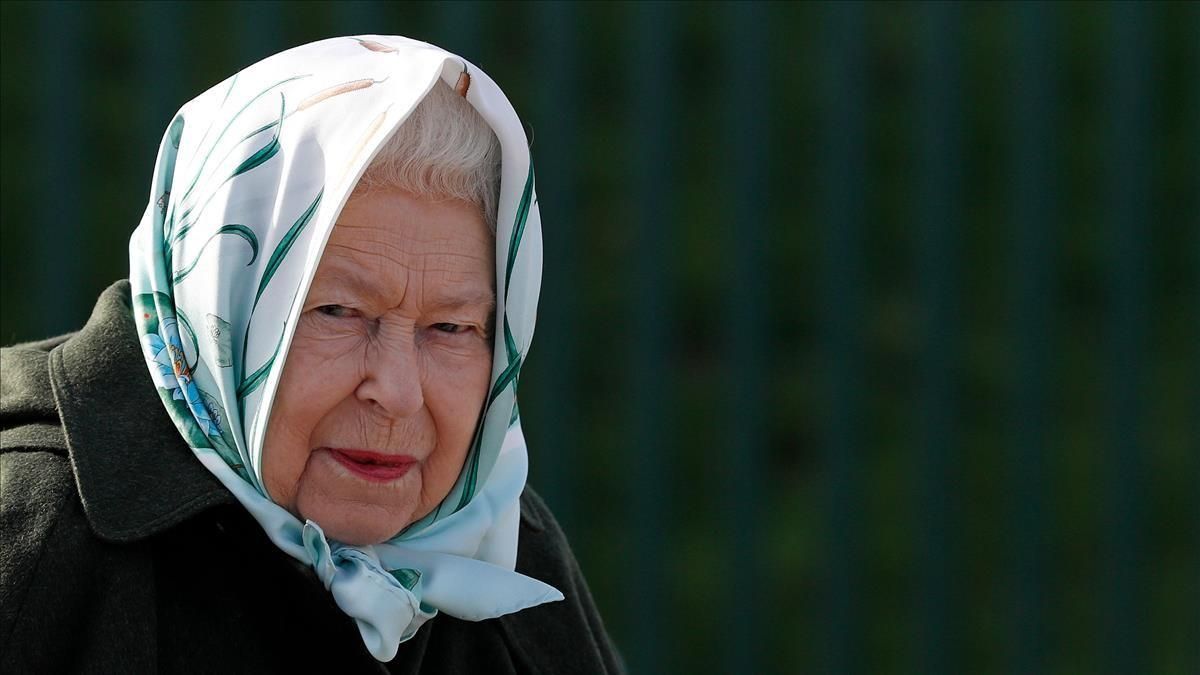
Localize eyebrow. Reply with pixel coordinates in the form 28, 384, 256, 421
316, 269, 496, 313
425, 289, 497, 314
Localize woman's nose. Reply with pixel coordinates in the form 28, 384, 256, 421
354, 326, 424, 417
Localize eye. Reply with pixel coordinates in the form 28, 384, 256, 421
315, 304, 358, 318
432, 322, 466, 334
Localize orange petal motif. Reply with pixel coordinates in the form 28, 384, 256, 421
354, 38, 398, 54
337, 108, 389, 188
296, 79, 377, 112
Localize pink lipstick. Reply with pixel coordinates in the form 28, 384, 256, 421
326, 448, 417, 482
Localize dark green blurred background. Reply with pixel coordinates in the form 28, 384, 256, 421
1, 1, 1197, 673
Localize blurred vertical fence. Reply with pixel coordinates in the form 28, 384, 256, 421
1, 2, 1197, 674
818, 3, 866, 672
1011, 3, 1056, 671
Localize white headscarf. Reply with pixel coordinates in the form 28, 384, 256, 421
128, 35, 560, 661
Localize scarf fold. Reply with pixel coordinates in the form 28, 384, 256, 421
128, 35, 559, 662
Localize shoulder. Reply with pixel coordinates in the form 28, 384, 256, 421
507, 486, 625, 674
0, 445, 76, 581
2, 336, 68, 423
1, 338, 72, 639
0, 335, 102, 667
0, 335, 77, 563
0, 337, 77, 605
1, 336, 71, 454
0, 444, 79, 664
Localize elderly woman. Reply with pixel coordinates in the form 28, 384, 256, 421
0, 36, 620, 673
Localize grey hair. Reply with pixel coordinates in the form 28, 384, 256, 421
354, 79, 501, 233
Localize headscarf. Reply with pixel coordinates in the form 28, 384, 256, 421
127, 35, 560, 662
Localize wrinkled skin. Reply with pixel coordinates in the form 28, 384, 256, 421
262, 189, 495, 546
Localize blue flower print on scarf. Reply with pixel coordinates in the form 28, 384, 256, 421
141, 316, 220, 436
142, 316, 187, 395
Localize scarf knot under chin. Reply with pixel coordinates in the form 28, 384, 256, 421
303, 520, 437, 656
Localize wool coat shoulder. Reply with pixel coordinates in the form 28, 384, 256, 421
0, 281, 622, 675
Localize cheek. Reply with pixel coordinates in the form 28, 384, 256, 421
421, 350, 492, 477
262, 333, 364, 507
425, 347, 491, 423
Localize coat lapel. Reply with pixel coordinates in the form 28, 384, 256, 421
48, 280, 234, 543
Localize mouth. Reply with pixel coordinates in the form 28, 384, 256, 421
324, 447, 417, 482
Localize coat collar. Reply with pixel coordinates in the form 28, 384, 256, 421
49, 280, 235, 542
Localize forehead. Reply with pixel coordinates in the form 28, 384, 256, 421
312, 189, 495, 303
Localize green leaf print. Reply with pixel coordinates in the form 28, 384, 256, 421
239, 118, 281, 145
177, 73, 309, 209
167, 113, 185, 150
229, 94, 284, 179
133, 292, 167, 335
237, 323, 286, 400
200, 389, 246, 477
234, 187, 321, 409
455, 401, 491, 513
253, 187, 323, 309
171, 96, 286, 249
161, 391, 212, 450
172, 78, 306, 247
162, 202, 176, 244
504, 164, 534, 300
389, 568, 422, 591
172, 224, 260, 285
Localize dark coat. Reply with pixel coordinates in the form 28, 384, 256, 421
0, 281, 622, 674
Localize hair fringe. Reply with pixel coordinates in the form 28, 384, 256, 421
354, 80, 501, 232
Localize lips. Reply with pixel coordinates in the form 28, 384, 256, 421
326, 448, 417, 482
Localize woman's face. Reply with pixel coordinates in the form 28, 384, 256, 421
262, 189, 495, 546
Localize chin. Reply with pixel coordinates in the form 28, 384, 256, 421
295, 493, 416, 546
